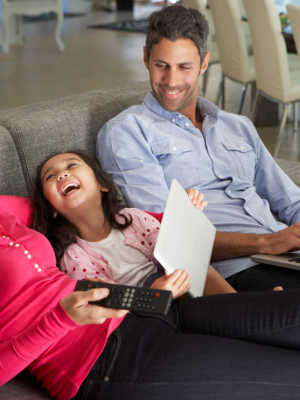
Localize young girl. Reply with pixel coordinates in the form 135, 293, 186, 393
32, 150, 235, 297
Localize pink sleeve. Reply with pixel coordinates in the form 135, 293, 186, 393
61, 248, 87, 280
0, 303, 77, 385
129, 208, 161, 259
0, 196, 33, 226
61, 243, 112, 281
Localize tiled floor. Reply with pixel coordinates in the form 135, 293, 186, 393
0, 0, 299, 160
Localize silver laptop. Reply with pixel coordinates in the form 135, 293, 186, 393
252, 252, 300, 271
154, 179, 216, 296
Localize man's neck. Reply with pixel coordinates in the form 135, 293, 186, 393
184, 105, 203, 131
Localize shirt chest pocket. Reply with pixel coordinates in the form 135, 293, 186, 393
221, 141, 256, 183
151, 139, 193, 160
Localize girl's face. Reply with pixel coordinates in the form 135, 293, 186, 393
40, 153, 108, 217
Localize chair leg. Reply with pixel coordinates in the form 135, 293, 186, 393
221, 73, 225, 110
55, 11, 65, 51
216, 79, 221, 104
216, 73, 225, 109
293, 103, 299, 131
251, 89, 259, 122
15, 15, 24, 45
202, 65, 210, 96
238, 83, 249, 114
2, 11, 11, 53
274, 103, 289, 158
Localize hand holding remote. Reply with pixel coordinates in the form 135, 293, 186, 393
75, 280, 173, 316
60, 287, 128, 325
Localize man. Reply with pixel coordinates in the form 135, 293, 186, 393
97, 4, 300, 291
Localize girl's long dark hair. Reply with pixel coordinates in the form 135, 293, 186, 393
32, 150, 132, 265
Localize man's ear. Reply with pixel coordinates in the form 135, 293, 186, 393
143, 46, 149, 69
200, 51, 210, 75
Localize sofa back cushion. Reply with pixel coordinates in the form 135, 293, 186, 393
0, 82, 148, 194
0, 126, 28, 196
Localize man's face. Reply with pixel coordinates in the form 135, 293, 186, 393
144, 38, 209, 119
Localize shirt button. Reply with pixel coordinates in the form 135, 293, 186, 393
2, 235, 6, 238
227, 190, 231, 195
15, 243, 20, 247
27, 254, 32, 259
24, 250, 29, 255
38, 268, 42, 272
9, 241, 14, 246
240, 146, 245, 151
173, 146, 177, 151
185, 122, 190, 127
172, 118, 176, 123
34, 264, 39, 269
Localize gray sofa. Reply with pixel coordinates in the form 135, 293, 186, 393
1, 82, 300, 399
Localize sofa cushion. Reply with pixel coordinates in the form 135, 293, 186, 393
0, 126, 28, 196
0, 371, 52, 400
0, 82, 149, 194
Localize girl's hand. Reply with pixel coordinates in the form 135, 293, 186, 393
60, 288, 128, 325
151, 269, 191, 298
186, 188, 207, 210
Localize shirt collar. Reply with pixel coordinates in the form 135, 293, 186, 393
144, 92, 219, 125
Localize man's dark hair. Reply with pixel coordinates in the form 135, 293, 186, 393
145, 4, 209, 62
32, 150, 131, 264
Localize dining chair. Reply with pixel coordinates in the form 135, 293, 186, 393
1, 0, 65, 53
287, 4, 300, 60
244, 0, 300, 156
208, 0, 255, 114
181, 0, 220, 96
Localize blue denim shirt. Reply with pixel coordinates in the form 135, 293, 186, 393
97, 93, 300, 278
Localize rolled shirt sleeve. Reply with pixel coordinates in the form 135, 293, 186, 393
97, 110, 170, 212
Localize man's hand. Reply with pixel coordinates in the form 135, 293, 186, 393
60, 288, 128, 325
213, 223, 300, 261
259, 222, 300, 255
186, 188, 207, 210
151, 269, 191, 298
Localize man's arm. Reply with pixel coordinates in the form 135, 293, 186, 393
212, 224, 300, 261
97, 118, 169, 212
211, 121, 300, 261
254, 134, 300, 225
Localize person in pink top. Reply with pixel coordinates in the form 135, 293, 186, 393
3, 153, 300, 400
0, 197, 127, 399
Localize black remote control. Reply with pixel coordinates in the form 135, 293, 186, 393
75, 280, 173, 316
